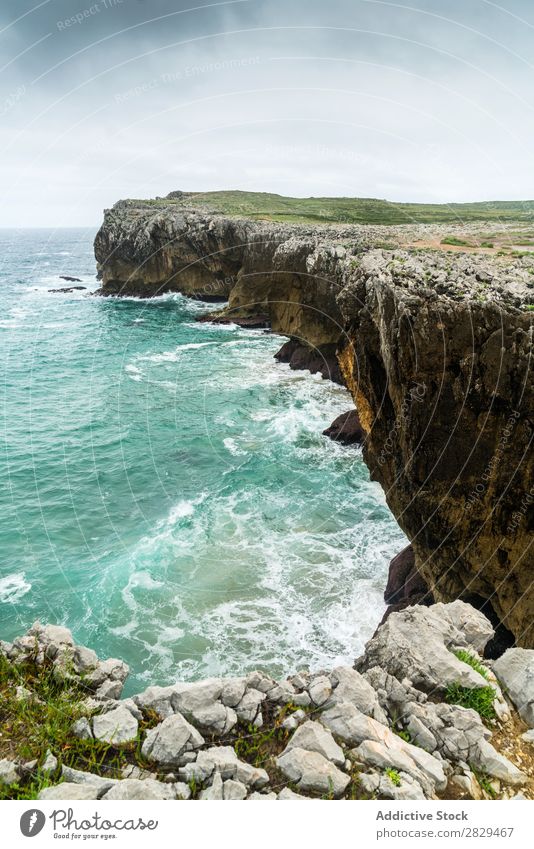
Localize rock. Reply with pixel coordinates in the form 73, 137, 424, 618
320, 702, 389, 746
493, 648, 534, 727
283, 720, 345, 766
223, 779, 247, 800
199, 772, 224, 800
234, 689, 265, 725
521, 729, 534, 743
281, 708, 307, 731
356, 602, 494, 694
174, 782, 191, 799
0, 759, 19, 786
220, 678, 247, 708
451, 772, 483, 800
470, 739, 527, 786
103, 778, 176, 800
61, 765, 118, 794
39, 783, 100, 800
120, 697, 143, 720
170, 679, 238, 734
275, 339, 343, 383
277, 787, 310, 800
359, 770, 425, 800
141, 714, 204, 766
308, 675, 333, 706
276, 747, 350, 797
59, 275, 83, 283
71, 717, 93, 740
328, 666, 388, 722
92, 705, 138, 746
180, 746, 269, 789
322, 409, 365, 444
354, 739, 446, 798
382, 546, 433, 621
133, 685, 176, 718
41, 750, 58, 775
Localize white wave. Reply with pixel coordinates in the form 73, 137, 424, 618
0, 573, 31, 603
125, 364, 143, 381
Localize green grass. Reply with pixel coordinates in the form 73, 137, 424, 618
445, 683, 497, 720
471, 766, 497, 798
453, 649, 490, 680
130, 190, 534, 226
440, 236, 474, 247
480, 241, 494, 248
385, 768, 402, 787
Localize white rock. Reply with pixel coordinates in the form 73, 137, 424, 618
199, 772, 224, 800
92, 705, 138, 746
521, 729, 534, 744
220, 678, 247, 708
283, 720, 344, 766
39, 783, 99, 800
235, 689, 265, 725
141, 713, 204, 766
277, 787, 310, 800
248, 791, 277, 800
493, 648, 534, 728
174, 782, 191, 799
133, 685, 176, 718
103, 778, 176, 800
223, 779, 248, 800
61, 765, 118, 793
309, 675, 333, 706
0, 759, 19, 786
41, 750, 58, 775
329, 667, 387, 722
320, 701, 388, 746
471, 739, 527, 786
276, 747, 350, 797
71, 717, 93, 740
181, 746, 269, 789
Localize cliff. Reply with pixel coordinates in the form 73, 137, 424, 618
94, 198, 534, 647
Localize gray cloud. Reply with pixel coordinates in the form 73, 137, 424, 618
1, 0, 533, 225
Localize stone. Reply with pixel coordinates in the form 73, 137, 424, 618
41, 750, 58, 775
320, 702, 389, 746
277, 787, 310, 800
73, 645, 98, 673
71, 717, 93, 740
220, 678, 247, 707
61, 765, 118, 794
283, 720, 344, 766
521, 729, 534, 743
174, 782, 191, 800
199, 772, 224, 800
235, 689, 266, 725
103, 778, 176, 800
356, 602, 494, 694
120, 697, 143, 720
470, 739, 527, 786
223, 779, 248, 800
328, 666, 387, 722
133, 685, 176, 718
39, 783, 100, 800
170, 679, 238, 734
322, 409, 364, 445
276, 748, 350, 797
141, 714, 204, 766
308, 675, 333, 706
180, 746, 269, 789
248, 791, 277, 800
493, 648, 534, 727
92, 705, 138, 746
0, 759, 19, 786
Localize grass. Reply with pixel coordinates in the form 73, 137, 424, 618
480, 241, 494, 248
445, 683, 497, 720
385, 768, 402, 787
440, 236, 474, 247
128, 190, 534, 226
453, 649, 490, 680
471, 766, 497, 798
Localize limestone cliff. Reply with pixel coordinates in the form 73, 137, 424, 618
95, 199, 534, 647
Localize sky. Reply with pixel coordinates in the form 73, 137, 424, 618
1, 0, 534, 226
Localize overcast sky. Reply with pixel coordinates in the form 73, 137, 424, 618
1, 0, 533, 226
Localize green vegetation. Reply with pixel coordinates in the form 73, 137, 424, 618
395, 729, 412, 744
440, 236, 474, 247
137, 190, 534, 226
480, 241, 494, 248
453, 649, 490, 680
385, 768, 402, 787
445, 683, 496, 720
471, 766, 497, 798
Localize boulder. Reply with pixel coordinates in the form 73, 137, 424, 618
282, 720, 344, 766
102, 778, 176, 800
92, 705, 138, 746
39, 783, 100, 800
180, 746, 268, 789
322, 409, 365, 445
276, 747, 350, 797
141, 714, 204, 766
0, 759, 19, 786
493, 648, 534, 727
328, 666, 387, 723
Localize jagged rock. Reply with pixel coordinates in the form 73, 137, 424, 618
121, 764, 155, 780
308, 675, 333, 706
282, 720, 345, 766
92, 705, 138, 746
353, 739, 446, 798
248, 791, 277, 800
281, 708, 307, 731
61, 765, 117, 794
120, 697, 143, 720
141, 714, 204, 766
356, 602, 494, 693
170, 679, 238, 734
133, 684, 176, 718
220, 678, 247, 707
102, 778, 177, 800
39, 783, 100, 800
277, 787, 310, 800
493, 649, 534, 727
322, 409, 365, 444
320, 702, 390, 746
521, 729, 534, 743
276, 747, 350, 797
359, 770, 425, 800
41, 750, 58, 775
180, 746, 268, 789
199, 772, 224, 800
223, 779, 247, 800
71, 717, 93, 740
0, 759, 19, 786
470, 739, 527, 786
328, 666, 388, 722
234, 688, 265, 726
451, 771, 483, 800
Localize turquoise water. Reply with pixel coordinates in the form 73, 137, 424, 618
0, 229, 406, 695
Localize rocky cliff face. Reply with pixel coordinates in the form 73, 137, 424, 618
95, 200, 534, 647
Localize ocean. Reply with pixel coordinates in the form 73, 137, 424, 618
0, 228, 406, 694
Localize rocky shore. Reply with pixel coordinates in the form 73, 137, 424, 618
94, 198, 534, 647
1, 606, 533, 800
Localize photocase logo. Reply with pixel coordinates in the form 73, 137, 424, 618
20, 809, 46, 837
